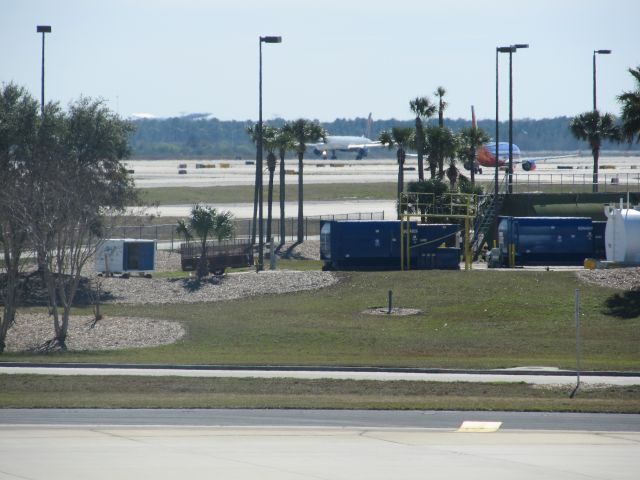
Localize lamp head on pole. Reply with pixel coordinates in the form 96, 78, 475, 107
514, 44, 529, 50
37, 25, 51, 33
594, 49, 612, 55
260, 36, 282, 44
497, 46, 512, 53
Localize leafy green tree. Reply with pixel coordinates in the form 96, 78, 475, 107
6, 94, 137, 351
379, 127, 414, 218
457, 125, 490, 184
569, 111, 620, 192
617, 66, 640, 144
0, 84, 40, 353
283, 119, 326, 243
275, 127, 295, 246
409, 96, 436, 181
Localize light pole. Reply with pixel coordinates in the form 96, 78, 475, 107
36, 25, 52, 114
593, 49, 611, 111
256, 35, 281, 271
495, 46, 512, 196
508, 44, 529, 194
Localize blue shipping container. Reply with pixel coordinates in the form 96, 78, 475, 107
320, 220, 460, 270
497, 216, 594, 266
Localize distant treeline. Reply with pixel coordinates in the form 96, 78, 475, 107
128, 114, 638, 159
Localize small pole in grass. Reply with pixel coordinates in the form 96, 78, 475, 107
570, 289, 581, 398
388, 290, 393, 314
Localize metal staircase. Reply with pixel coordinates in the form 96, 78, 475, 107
471, 173, 509, 259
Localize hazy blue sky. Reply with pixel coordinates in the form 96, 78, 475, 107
2, 0, 639, 122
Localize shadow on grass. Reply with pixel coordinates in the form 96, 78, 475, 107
603, 289, 640, 319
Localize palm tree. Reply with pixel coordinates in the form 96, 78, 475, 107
435, 86, 447, 128
258, 126, 279, 245
617, 66, 640, 144
175, 219, 193, 243
457, 125, 490, 185
569, 111, 620, 192
275, 127, 295, 246
283, 119, 325, 243
425, 125, 457, 179
379, 127, 414, 218
409, 96, 437, 181
184, 204, 235, 279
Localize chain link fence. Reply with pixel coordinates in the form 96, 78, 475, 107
104, 211, 385, 249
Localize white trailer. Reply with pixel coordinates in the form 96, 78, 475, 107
95, 239, 156, 277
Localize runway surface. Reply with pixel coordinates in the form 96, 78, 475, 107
1, 410, 638, 480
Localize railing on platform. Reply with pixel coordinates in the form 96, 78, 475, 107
508, 172, 640, 194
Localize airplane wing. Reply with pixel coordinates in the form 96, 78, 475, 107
346, 141, 383, 149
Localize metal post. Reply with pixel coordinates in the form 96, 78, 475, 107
592, 51, 597, 111
495, 48, 499, 197
570, 289, 581, 398
508, 48, 513, 194
37, 25, 52, 115
257, 38, 264, 271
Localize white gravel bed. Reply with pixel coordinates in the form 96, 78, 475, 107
575, 267, 640, 291
5, 314, 185, 352
99, 269, 337, 304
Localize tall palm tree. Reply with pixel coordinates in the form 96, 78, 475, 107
617, 66, 640, 144
246, 123, 280, 247
379, 127, 414, 218
260, 126, 279, 245
283, 119, 326, 243
425, 125, 457, 179
435, 86, 447, 128
275, 127, 295, 246
457, 125, 490, 185
409, 96, 436, 181
569, 111, 620, 192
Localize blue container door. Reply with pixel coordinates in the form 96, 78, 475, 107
137, 242, 155, 270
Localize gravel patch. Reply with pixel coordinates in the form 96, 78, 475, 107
5, 314, 185, 353
575, 267, 640, 291
98, 269, 337, 304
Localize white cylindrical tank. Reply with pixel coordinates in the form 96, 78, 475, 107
604, 203, 640, 263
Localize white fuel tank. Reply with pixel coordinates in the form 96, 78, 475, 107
604, 203, 640, 264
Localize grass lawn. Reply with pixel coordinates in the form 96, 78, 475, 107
1, 375, 638, 412
138, 183, 398, 205
3, 270, 639, 371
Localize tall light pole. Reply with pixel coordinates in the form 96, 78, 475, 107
593, 49, 611, 111
508, 44, 529, 194
36, 25, 52, 115
256, 35, 281, 271
495, 46, 512, 196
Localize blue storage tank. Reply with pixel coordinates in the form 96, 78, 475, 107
497, 217, 594, 266
320, 220, 460, 270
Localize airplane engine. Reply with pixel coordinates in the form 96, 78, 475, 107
313, 148, 323, 156
521, 161, 536, 171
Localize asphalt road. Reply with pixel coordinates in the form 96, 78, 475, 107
2, 409, 639, 432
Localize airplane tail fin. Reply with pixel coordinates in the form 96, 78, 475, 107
365, 113, 373, 138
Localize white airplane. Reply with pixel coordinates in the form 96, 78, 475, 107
310, 113, 383, 160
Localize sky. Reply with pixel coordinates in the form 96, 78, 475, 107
2, 0, 639, 123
